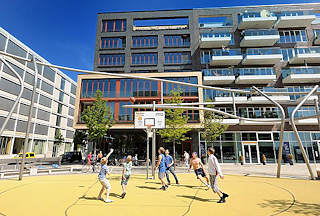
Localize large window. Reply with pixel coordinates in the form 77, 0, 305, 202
101, 37, 126, 49
162, 77, 198, 97
120, 79, 158, 98
164, 35, 190, 47
99, 54, 125, 66
164, 52, 191, 64
132, 53, 157, 65
132, 36, 158, 48
278, 30, 307, 43
238, 107, 280, 118
101, 19, 126, 32
119, 102, 133, 122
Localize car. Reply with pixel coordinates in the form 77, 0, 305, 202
13, 152, 35, 159
61, 151, 82, 163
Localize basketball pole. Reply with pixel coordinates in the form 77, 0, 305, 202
152, 101, 156, 180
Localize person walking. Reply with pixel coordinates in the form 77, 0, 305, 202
120, 155, 133, 199
184, 151, 190, 167
188, 152, 210, 189
154, 147, 168, 191
207, 147, 229, 203
164, 149, 179, 185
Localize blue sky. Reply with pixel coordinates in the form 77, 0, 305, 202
0, 0, 318, 81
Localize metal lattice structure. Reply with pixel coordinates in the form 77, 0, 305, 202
0, 50, 318, 180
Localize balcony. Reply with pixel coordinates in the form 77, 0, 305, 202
314, 30, 320, 45
202, 69, 235, 85
282, 67, 320, 84
240, 30, 280, 47
242, 48, 282, 65
238, 11, 277, 29
235, 68, 276, 84
210, 49, 243, 66
200, 32, 233, 48
274, 11, 316, 28
289, 47, 320, 64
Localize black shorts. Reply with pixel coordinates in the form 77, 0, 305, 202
194, 168, 206, 178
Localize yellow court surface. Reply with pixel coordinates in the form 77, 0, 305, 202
0, 173, 319, 216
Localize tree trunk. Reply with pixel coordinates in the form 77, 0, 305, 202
93, 140, 97, 160
173, 140, 176, 171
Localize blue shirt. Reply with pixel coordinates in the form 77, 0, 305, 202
164, 155, 173, 168
158, 154, 166, 173
98, 164, 109, 180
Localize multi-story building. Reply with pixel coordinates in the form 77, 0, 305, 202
74, 3, 320, 164
0, 27, 77, 158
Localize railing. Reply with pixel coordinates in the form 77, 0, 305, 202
235, 67, 275, 76
246, 48, 281, 55
242, 29, 279, 37
199, 22, 232, 28
294, 47, 320, 55
239, 11, 276, 19
202, 69, 234, 76
201, 32, 232, 39
288, 106, 318, 118
276, 11, 313, 17
282, 66, 320, 78
212, 48, 241, 56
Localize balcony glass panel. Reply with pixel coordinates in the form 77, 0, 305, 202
199, 16, 233, 28
164, 52, 191, 64
294, 47, 320, 55
202, 69, 234, 76
246, 48, 281, 55
213, 49, 241, 56
235, 67, 275, 76
243, 29, 278, 36
239, 107, 280, 118
239, 11, 275, 21
288, 106, 317, 118
279, 30, 307, 43
277, 11, 310, 17
282, 67, 320, 78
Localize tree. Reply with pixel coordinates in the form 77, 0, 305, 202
158, 91, 191, 168
73, 130, 87, 151
54, 129, 64, 145
81, 90, 114, 156
201, 99, 228, 157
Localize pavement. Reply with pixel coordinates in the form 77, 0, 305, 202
0, 173, 319, 216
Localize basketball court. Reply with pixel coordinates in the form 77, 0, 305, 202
0, 173, 319, 216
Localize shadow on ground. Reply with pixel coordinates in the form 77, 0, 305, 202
259, 200, 320, 215
145, 182, 205, 190
136, 185, 159, 190
177, 195, 217, 202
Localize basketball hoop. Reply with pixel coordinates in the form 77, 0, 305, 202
146, 124, 153, 138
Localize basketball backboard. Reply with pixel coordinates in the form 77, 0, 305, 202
134, 111, 165, 129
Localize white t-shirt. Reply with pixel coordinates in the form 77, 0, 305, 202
207, 154, 223, 177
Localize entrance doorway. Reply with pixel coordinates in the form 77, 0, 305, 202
242, 142, 260, 164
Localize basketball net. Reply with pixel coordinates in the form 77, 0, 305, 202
146, 124, 153, 138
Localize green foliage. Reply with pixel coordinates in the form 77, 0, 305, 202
73, 130, 87, 147
54, 129, 64, 145
201, 99, 228, 144
158, 90, 191, 145
81, 90, 114, 144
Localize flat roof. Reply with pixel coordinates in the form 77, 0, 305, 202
97, 3, 320, 15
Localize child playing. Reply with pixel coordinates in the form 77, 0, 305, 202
97, 149, 113, 203
120, 155, 133, 199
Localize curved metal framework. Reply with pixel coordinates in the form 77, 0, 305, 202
0, 50, 318, 180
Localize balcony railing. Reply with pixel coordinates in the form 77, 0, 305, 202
282, 66, 320, 78
239, 11, 276, 20
276, 11, 312, 17
246, 48, 281, 55
202, 69, 234, 76
242, 29, 279, 37
294, 47, 320, 55
164, 41, 190, 48
235, 67, 275, 76
213, 49, 241, 56
201, 32, 232, 39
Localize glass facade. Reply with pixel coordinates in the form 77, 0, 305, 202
132, 53, 157, 65
101, 37, 126, 49
164, 35, 190, 47
279, 30, 307, 43
162, 77, 198, 97
164, 52, 191, 64
132, 36, 158, 48
101, 19, 126, 32
99, 54, 125, 66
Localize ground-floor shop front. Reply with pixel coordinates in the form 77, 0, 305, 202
200, 131, 320, 164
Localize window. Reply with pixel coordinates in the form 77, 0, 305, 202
132, 36, 158, 48
132, 53, 157, 65
57, 103, 63, 114
164, 52, 191, 64
258, 133, 272, 141
242, 133, 257, 141
119, 102, 133, 122
101, 19, 126, 32
162, 77, 198, 97
99, 54, 125, 66
279, 30, 307, 43
60, 78, 66, 90
101, 37, 126, 49
56, 116, 62, 127
164, 35, 190, 47
59, 91, 64, 102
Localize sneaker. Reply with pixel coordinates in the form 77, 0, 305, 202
120, 192, 126, 199
206, 184, 211, 190
217, 197, 226, 203
97, 197, 103, 201
168, 182, 171, 185
222, 193, 229, 198
105, 199, 113, 203
176, 182, 180, 185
